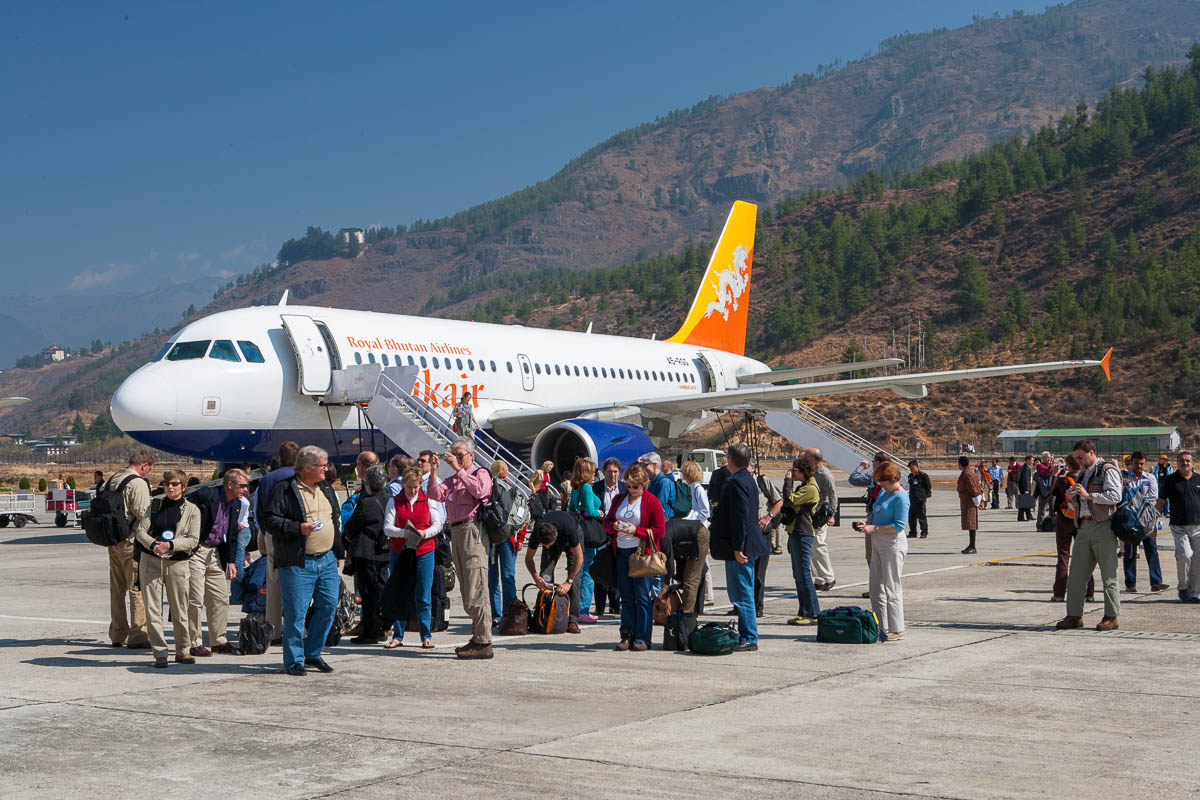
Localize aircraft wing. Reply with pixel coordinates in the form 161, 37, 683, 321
736, 358, 904, 384
487, 354, 1107, 441
0, 397, 30, 410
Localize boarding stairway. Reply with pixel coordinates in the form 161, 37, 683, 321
764, 403, 902, 477
366, 368, 535, 498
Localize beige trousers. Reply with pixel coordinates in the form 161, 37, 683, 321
188, 545, 229, 647
451, 519, 491, 645
677, 525, 710, 612
108, 539, 149, 646
258, 531, 283, 633
1067, 519, 1120, 618
140, 553, 191, 658
868, 532, 906, 635
810, 523, 835, 585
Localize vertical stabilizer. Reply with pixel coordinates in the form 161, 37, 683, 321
666, 200, 757, 356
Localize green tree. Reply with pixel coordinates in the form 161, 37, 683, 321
37, 478, 47, 492
18, 476, 30, 490
1006, 281, 1030, 323
71, 413, 87, 441
1064, 211, 1086, 253
956, 254, 989, 315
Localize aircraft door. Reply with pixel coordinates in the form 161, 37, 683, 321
516, 354, 535, 391
281, 314, 334, 395
695, 351, 726, 393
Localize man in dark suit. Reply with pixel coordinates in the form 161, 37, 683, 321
906, 460, 932, 538
709, 443, 767, 652
591, 457, 625, 616
1017, 456, 1034, 522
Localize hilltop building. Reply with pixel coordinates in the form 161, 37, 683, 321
338, 227, 365, 246
998, 426, 1181, 455
41, 346, 66, 363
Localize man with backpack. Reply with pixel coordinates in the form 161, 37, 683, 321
1122, 451, 1168, 595
427, 438, 494, 660
807, 448, 839, 590
524, 510, 583, 634
1056, 440, 1124, 632
101, 449, 155, 649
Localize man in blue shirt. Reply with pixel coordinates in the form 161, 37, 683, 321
987, 460, 1004, 509
641, 452, 676, 521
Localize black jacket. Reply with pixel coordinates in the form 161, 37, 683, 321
187, 485, 239, 567
591, 479, 627, 512
342, 490, 390, 562
907, 470, 932, 502
709, 468, 768, 562
707, 466, 731, 507
1018, 464, 1033, 494
263, 476, 345, 568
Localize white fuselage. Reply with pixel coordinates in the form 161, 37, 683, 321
110, 304, 768, 463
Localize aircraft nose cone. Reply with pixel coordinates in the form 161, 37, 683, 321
111, 368, 177, 432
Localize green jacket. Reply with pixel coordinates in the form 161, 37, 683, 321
787, 477, 820, 535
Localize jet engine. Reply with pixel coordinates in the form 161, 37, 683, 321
530, 419, 654, 479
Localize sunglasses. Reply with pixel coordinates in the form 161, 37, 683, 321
165, 481, 182, 487
236, 483, 249, 489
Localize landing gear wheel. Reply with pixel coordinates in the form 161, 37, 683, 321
55, 513, 67, 528
13, 517, 27, 528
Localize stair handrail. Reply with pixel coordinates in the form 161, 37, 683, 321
791, 402, 903, 465
375, 371, 535, 497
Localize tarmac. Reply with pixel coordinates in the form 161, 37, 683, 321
1, 477, 1198, 799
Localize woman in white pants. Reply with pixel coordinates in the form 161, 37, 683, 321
858, 461, 910, 641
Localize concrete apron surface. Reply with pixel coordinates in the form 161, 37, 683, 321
1, 490, 1198, 799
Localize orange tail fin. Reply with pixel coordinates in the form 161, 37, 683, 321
666, 201, 757, 355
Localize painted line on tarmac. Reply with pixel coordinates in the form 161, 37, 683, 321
973, 550, 1055, 565
0, 614, 108, 625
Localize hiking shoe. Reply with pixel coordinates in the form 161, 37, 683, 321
567, 622, 581, 634
153, 656, 168, 669
630, 642, 649, 652
1055, 616, 1084, 630
1096, 616, 1119, 631
1179, 590, 1191, 603
614, 639, 631, 652
1151, 583, 1170, 592
456, 642, 494, 660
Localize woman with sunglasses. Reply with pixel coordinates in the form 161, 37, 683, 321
135, 470, 201, 668
601, 464, 666, 651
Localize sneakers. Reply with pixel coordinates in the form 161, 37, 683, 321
579, 613, 598, 624
884, 631, 904, 642
734, 641, 758, 652
455, 641, 494, 660
1055, 616, 1084, 630
961, 546, 977, 555
1051, 594, 1065, 602
189, 645, 212, 658
1096, 616, 1119, 631
787, 616, 817, 626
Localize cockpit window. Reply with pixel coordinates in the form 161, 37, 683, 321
153, 340, 176, 361
166, 340, 210, 361
210, 340, 241, 362
237, 340, 265, 363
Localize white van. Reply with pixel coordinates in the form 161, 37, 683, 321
681, 448, 726, 485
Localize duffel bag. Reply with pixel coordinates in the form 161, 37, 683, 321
662, 611, 697, 651
1016, 494, 1036, 511
524, 583, 569, 634
816, 606, 880, 644
688, 621, 738, 655
653, 586, 682, 626
498, 596, 530, 636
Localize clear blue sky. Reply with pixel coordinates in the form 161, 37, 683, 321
2, 1, 1049, 299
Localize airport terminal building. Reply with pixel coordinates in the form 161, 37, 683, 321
998, 426, 1181, 455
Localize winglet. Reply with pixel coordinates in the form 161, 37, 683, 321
278, 290, 289, 306
1100, 346, 1112, 381
666, 201, 757, 356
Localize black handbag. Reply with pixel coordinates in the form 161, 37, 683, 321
578, 515, 607, 548
589, 544, 617, 587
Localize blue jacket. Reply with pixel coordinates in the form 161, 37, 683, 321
649, 471, 676, 520
709, 468, 768, 562
255, 466, 294, 529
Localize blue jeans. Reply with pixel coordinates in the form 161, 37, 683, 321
488, 539, 517, 621
725, 559, 758, 644
1123, 535, 1164, 588
389, 549, 435, 640
616, 546, 653, 644
579, 546, 597, 614
788, 533, 820, 619
229, 527, 253, 603
278, 550, 339, 669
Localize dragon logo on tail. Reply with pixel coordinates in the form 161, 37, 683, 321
702, 244, 750, 321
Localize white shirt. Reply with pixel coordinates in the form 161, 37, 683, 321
614, 494, 643, 548
685, 481, 711, 523
237, 496, 250, 530
601, 481, 621, 514
383, 490, 447, 548
1128, 470, 1159, 503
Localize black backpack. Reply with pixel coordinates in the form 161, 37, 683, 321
237, 612, 274, 655
82, 474, 140, 547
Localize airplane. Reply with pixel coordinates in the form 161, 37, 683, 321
0, 397, 30, 410
110, 201, 1110, 473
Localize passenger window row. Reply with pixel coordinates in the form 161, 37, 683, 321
350, 349, 695, 385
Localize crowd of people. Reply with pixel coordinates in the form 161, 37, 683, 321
97, 435, 1199, 671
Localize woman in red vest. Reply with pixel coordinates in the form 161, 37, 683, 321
384, 468, 445, 649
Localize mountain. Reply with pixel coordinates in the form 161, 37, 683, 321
202, 0, 1200, 319
5, 0, 1200, 444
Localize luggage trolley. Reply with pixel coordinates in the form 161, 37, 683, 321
0, 492, 38, 529
46, 487, 88, 528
